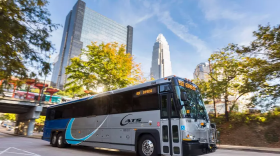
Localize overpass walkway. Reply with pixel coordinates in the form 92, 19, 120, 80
0, 97, 55, 136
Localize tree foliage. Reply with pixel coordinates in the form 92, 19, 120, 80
207, 47, 260, 121
65, 42, 144, 93
3, 113, 16, 121
35, 116, 45, 124
234, 24, 280, 105
0, 0, 59, 80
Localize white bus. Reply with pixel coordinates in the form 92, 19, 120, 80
42, 76, 217, 156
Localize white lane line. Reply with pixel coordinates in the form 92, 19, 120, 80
4, 151, 36, 155
0, 147, 40, 156
0, 147, 11, 155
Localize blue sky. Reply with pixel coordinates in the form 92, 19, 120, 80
46, 0, 280, 81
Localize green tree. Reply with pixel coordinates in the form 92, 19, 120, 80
234, 24, 280, 106
0, 0, 59, 80
194, 78, 221, 118
65, 42, 143, 93
209, 47, 260, 121
3, 113, 16, 121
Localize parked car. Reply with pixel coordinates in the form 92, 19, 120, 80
6, 125, 14, 131
1, 120, 11, 128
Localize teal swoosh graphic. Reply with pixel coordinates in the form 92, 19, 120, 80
65, 116, 108, 145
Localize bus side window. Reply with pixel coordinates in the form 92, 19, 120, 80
171, 98, 179, 117
133, 94, 159, 112
161, 95, 168, 118
110, 92, 132, 114
50, 109, 55, 120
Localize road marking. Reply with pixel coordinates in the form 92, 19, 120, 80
0, 147, 11, 155
0, 147, 40, 156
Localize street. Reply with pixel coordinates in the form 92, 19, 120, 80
0, 132, 278, 156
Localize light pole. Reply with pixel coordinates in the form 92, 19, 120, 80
39, 54, 51, 106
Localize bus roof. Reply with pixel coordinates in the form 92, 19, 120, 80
49, 75, 187, 108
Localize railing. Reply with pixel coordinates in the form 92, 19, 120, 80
0, 97, 56, 106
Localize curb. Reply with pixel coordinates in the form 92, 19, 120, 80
218, 145, 280, 154
0, 130, 42, 139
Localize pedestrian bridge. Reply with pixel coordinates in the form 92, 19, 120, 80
0, 97, 51, 115
0, 97, 54, 136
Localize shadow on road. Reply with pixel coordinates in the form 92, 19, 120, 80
42, 144, 136, 156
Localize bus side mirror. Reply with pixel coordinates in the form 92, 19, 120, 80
181, 91, 187, 101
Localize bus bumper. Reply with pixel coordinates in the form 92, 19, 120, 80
182, 141, 216, 155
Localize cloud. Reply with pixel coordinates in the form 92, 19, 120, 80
157, 11, 211, 58
199, 0, 270, 47
114, 0, 155, 27
199, 0, 245, 21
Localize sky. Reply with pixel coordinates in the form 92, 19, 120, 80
45, 0, 280, 81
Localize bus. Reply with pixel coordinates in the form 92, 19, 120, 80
42, 76, 217, 156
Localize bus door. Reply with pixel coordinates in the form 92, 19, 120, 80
160, 94, 182, 156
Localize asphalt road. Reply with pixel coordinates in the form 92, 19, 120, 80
0, 132, 279, 156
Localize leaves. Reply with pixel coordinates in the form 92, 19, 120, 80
0, 0, 59, 80
65, 42, 144, 95
235, 24, 280, 104
3, 113, 16, 121
35, 116, 45, 124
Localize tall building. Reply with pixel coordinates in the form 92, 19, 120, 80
51, 0, 133, 89
150, 34, 172, 79
193, 62, 210, 81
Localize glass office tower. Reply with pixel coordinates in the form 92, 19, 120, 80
51, 0, 133, 89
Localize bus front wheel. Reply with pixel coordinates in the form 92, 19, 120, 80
138, 135, 158, 156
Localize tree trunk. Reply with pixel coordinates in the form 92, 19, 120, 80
224, 94, 229, 121
213, 96, 217, 117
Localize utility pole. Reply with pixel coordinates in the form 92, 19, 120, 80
208, 59, 217, 118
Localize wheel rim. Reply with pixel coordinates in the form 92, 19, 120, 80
58, 136, 62, 145
52, 135, 57, 144
142, 140, 154, 156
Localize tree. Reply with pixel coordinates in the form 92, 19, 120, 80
65, 42, 144, 93
194, 77, 222, 118
234, 24, 280, 106
209, 47, 260, 121
3, 113, 16, 121
0, 0, 59, 80
35, 116, 45, 125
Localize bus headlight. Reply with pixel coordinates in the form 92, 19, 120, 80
183, 134, 195, 141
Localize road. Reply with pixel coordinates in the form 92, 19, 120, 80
0, 132, 279, 156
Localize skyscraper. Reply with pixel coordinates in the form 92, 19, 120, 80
51, 0, 133, 89
193, 62, 210, 81
150, 34, 172, 79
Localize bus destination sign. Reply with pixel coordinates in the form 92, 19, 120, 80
135, 87, 156, 97
178, 80, 196, 91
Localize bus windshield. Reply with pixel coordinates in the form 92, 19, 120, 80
174, 78, 208, 121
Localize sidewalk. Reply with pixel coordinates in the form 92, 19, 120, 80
218, 144, 280, 154
0, 128, 42, 139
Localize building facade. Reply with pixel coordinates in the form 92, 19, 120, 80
150, 34, 172, 79
51, 0, 133, 89
193, 62, 210, 82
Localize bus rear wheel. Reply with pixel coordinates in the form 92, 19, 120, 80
51, 133, 58, 147
57, 133, 67, 148
138, 135, 157, 156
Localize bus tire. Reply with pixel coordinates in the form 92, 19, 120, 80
51, 133, 58, 147
57, 133, 67, 148
138, 135, 158, 156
